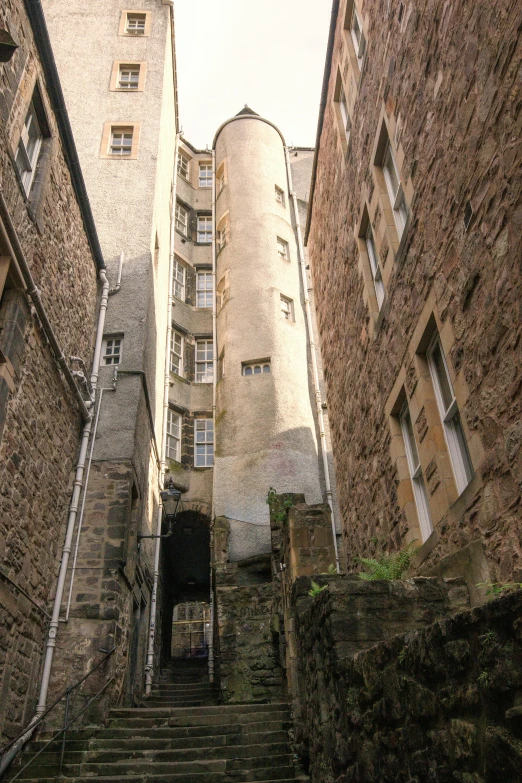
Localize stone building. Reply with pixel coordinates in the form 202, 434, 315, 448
0, 0, 101, 747
306, 0, 522, 589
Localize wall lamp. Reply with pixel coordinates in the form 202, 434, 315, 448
0, 30, 18, 63
138, 478, 182, 541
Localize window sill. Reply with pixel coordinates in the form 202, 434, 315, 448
193, 466, 213, 471
169, 372, 190, 386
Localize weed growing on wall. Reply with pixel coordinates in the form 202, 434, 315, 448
357, 541, 418, 580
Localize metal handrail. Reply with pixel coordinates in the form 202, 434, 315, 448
8, 676, 115, 781
0, 647, 115, 770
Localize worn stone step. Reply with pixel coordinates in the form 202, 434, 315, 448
143, 698, 220, 707
150, 686, 218, 695
36, 720, 289, 742
106, 715, 290, 731
14, 758, 228, 778
110, 703, 289, 718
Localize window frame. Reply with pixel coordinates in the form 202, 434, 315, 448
275, 186, 285, 207
382, 139, 408, 236
15, 101, 46, 196
101, 122, 140, 160
197, 215, 212, 244
194, 418, 214, 467
102, 335, 123, 366
350, 3, 366, 67
427, 335, 474, 495
216, 214, 229, 252
196, 272, 213, 309
166, 408, 181, 462
242, 361, 271, 376
277, 237, 289, 260
175, 202, 188, 236
365, 222, 385, 309
198, 162, 212, 188
119, 10, 151, 37
280, 295, 294, 321
170, 329, 184, 376
195, 339, 214, 383
399, 401, 433, 542
172, 258, 186, 301
177, 150, 190, 180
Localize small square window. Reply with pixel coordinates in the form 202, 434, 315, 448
196, 272, 213, 308
177, 151, 190, 180
196, 340, 213, 382
275, 186, 285, 207
118, 64, 140, 89
175, 203, 188, 236
199, 163, 212, 188
110, 127, 133, 156
277, 237, 289, 260
102, 336, 122, 365
197, 216, 212, 244
280, 295, 294, 321
126, 13, 146, 34
194, 418, 214, 467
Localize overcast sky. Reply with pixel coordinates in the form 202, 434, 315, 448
174, 0, 332, 149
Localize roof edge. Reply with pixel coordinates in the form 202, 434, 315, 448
212, 114, 286, 149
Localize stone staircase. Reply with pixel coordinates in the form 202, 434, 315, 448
9, 658, 305, 782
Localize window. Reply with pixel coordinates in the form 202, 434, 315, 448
166, 409, 181, 462
216, 161, 226, 194
177, 150, 190, 180
427, 336, 474, 495
400, 402, 433, 542
110, 127, 133, 156
382, 139, 408, 235
170, 330, 183, 375
196, 340, 213, 382
338, 83, 352, 143
15, 102, 43, 195
217, 272, 229, 311
196, 272, 213, 308
118, 64, 140, 89
243, 361, 270, 376
217, 216, 229, 251
175, 203, 188, 236
277, 237, 289, 260
126, 13, 146, 34
275, 186, 285, 207
365, 223, 385, 308
172, 258, 185, 300
194, 419, 214, 467
280, 295, 294, 321
199, 163, 212, 188
350, 3, 366, 67
102, 336, 122, 365
197, 216, 212, 244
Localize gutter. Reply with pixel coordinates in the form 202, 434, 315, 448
303, 0, 340, 245
23, 0, 105, 271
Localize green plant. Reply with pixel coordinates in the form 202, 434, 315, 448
266, 488, 294, 523
476, 581, 522, 596
320, 563, 338, 575
397, 648, 407, 664
309, 580, 328, 597
357, 541, 418, 581
477, 670, 489, 686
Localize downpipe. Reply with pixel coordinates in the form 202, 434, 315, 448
144, 131, 180, 695
284, 147, 340, 573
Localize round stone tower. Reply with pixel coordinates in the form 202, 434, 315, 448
213, 108, 322, 562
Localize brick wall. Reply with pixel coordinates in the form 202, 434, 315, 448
307, 0, 522, 580
0, 0, 98, 742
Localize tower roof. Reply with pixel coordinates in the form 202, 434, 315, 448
235, 105, 259, 116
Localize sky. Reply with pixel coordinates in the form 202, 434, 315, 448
173, 0, 332, 149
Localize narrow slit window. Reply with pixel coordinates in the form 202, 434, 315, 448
175, 203, 188, 236
339, 84, 351, 143
15, 102, 43, 194
382, 139, 408, 235
177, 151, 190, 179
350, 4, 366, 66
277, 237, 289, 260
172, 258, 185, 300
170, 330, 183, 375
400, 402, 433, 542
427, 336, 474, 494
280, 295, 294, 321
166, 409, 181, 462
275, 186, 285, 207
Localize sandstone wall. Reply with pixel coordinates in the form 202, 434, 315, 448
293, 580, 522, 783
307, 0, 522, 580
0, 0, 98, 743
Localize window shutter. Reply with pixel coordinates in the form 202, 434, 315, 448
181, 413, 194, 467
185, 266, 196, 306
184, 338, 195, 382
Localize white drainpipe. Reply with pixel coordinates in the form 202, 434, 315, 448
144, 131, 180, 695
208, 149, 217, 683
284, 147, 340, 573
36, 269, 110, 713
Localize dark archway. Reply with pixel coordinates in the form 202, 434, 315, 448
160, 510, 211, 662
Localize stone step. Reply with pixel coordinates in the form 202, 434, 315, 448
19, 777, 302, 783
142, 698, 220, 707
107, 715, 290, 730
110, 702, 289, 718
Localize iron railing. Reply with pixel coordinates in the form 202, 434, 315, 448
0, 647, 115, 780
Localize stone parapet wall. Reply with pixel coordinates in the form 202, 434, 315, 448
292, 578, 522, 783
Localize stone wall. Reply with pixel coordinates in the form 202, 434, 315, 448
292, 580, 522, 783
0, 0, 98, 744
307, 0, 522, 581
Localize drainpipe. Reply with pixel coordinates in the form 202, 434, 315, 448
208, 149, 217, 683
283, 147, 340, 573
144, 131, 180, 695
36, 269, 110, 713
109, 252, 123, 296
